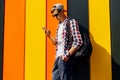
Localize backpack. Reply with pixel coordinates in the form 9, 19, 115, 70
66, 18, 92, 59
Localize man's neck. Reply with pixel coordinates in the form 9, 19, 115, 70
60, 15, 67, 22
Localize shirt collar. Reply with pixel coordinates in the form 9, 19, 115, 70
59, 17, 69, 26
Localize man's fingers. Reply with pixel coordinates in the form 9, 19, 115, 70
42, 27, 48, 31
45, 30, 49, 33
42, 27, 50, 33
42, 27, 48, 34
60, 55, 69, 62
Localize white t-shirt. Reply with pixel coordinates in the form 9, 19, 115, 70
56, 22, 66, 58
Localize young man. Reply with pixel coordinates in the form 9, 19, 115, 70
43, 3, 83, 80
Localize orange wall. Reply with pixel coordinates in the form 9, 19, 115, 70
46, 1, 67, 80
3, 0, 25, 80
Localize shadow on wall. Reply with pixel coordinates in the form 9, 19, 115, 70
112, 58, 120, 80
72, 28, 120, 80
89, 33, 111, 80
90, 32, 120, 80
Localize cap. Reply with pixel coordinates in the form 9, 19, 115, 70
51, 3, 67, 13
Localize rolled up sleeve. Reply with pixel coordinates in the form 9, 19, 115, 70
70, 19, 83, 49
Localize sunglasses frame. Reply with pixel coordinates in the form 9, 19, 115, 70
51, 9, 61, 17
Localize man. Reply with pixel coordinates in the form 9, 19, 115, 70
43, 3, 83, 80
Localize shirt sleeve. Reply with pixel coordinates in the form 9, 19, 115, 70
70, 19, 83, 49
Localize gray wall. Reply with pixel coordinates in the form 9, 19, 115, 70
68, 0, 89, 29
68, 0, 90, 80
110, 0, 120, 80
0, 0, 4, 79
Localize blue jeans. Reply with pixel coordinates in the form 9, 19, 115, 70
52, 57, 75, 80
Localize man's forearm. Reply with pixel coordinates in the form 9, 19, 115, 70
49, 36, 57, 45
68, 47, 78, 56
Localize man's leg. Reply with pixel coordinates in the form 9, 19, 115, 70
58, 57, 75, 80
52, 58, 61, 80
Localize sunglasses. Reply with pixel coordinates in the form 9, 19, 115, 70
51, 9, 61, 17
52, 13, 59, 17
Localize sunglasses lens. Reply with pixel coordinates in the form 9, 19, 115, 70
55, 14, 59, 17
51, 9, 55, 13
53, 13, 59, 17
51, 9, 60, 17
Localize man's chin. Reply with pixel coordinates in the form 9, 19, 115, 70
56, 17, 59, 20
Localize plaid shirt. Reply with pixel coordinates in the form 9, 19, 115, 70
56, 18, 83, 55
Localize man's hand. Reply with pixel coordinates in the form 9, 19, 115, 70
42, 27, 51, 38
42, 27, 57, 45
60, 54, 69, 62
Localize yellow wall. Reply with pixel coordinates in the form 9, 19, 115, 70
89, 0, 112, 80
25, 0, 46, 80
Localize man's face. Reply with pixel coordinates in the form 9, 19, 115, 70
51, 9, 62, 21
51, 9, 59, 17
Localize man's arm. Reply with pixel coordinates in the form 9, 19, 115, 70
61, 19, 83, 62
61, 46, 79, 62
67, 47, 78, 56
48, 36, 57, 45
67, 19, 83, 56
43, 27, 57, 45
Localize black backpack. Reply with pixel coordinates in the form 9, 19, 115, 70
66, 19, 92, 59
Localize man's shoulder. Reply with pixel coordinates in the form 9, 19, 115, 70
67, 17, 78, 22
